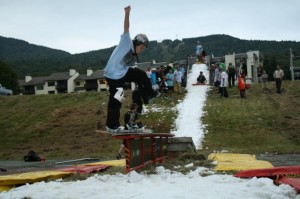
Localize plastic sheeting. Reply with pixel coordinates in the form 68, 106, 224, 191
57, 164, 108, 174
0, 159, 125, 192
208, 153, 274, 171
84, 159, 126, 167
0, 170, 71, 186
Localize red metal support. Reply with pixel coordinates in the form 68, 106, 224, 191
113, 133, 173, 173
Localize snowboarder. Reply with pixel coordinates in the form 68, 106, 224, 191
197, 71, 207, 84
195, 41, 203, 63
104, 5, 156, 132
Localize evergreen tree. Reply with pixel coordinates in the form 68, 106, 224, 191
0, 60, 20, 94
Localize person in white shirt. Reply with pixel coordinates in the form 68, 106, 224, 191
174, 66, 182, 94
273, 65, 284, 93
219, 68, 229, 98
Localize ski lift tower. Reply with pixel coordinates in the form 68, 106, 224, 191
290, 48, 300, 81
290, 48, 294, 81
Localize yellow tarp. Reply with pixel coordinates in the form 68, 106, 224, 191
0, 185, 13, 192
208, 153, 274, 171
0, 159, 126, 192
83, 159, 126, 167
0, 170, 72, 186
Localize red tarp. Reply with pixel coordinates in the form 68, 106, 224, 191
235, 166, 300, 193
234, 166, 300, 178
279, 177, 300, 193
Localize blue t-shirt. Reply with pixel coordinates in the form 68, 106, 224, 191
104, 32, 135, 79
195, 44, 202, 56
166, 73, 174, 86
150, 72, 157, 85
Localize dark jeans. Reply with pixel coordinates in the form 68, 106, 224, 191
275, 78, 282, 93
240, 89, 246, 98
228, 73, 235, 87
132, 89, 143, 114
219, 87, 228, 98
106, 67, 154, 128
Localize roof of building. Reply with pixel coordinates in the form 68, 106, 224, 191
19, 76, 47, 86
74, 70, 105, 81
46, 72, 71, 81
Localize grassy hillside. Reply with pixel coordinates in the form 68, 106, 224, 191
0, 81, 299, 161
202, 80, 300, 155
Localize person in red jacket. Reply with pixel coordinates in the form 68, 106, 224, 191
238, 75, 246, 98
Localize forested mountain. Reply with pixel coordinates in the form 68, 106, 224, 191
1, 35, 300, 79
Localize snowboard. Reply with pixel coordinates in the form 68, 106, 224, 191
95, 128, 153, 135
192, 83, 210, 86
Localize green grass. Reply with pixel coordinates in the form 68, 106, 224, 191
0, 81, 299, 161
201, 80, 300, 155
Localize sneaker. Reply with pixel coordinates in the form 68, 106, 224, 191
126, 124, 145, 131
106, 126, 125, 133
116, 153, 122, 160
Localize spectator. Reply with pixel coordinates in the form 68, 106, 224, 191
146, 67, 151, 78
219, 68, 229, 98
213, 64, 220, 94
238, 74, 246, 98
261, 70, 269, 92
166, 69, 174, 97
174, 66, 183, 94
273, 65, 284, 94
150, 68, 159, 92
257, 65, 263, 83
227, 63, 236, 88
180, 64, 186, 84
240, 62, 247, 80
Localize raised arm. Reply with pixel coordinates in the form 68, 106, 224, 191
124, 6, 131, 33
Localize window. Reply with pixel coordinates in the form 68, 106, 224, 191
36, 85, 43, 90
48, 81, 55, 87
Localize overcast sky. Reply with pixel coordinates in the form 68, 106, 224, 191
1, 0, 299, 54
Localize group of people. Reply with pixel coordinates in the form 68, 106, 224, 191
146, 64, 186, 97
212, 62, 285, 98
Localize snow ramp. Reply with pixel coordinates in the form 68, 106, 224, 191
171, 64, 210, 149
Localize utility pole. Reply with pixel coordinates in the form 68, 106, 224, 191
290, 48, 294, 81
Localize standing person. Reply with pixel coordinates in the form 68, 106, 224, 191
180, 64, 186, 84
166, 69, 174, 97
156, 66, 164, 93
174, 66, 182, 94
213, 64, 220, 94
104, 5, 155, 131
273, 65, 284, 93
146, 67, 151, 78
195, 41, 203, 63
227, 63, 236, 88
240, 62, 247, 80
261, 70, 269, 92
238, 75, 246, 98
150, 68, 159, 92
257, 65, 263, 83
219, 68, 229, 98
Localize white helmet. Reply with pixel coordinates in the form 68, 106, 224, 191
133, 34, 149, 48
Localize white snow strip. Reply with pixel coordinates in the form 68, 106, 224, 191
171, 64, 210, 149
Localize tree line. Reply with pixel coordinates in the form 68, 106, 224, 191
0, 34, 299, 94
